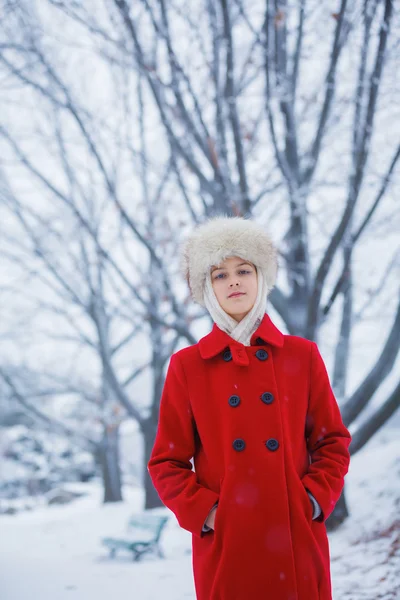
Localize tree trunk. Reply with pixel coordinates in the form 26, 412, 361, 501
97, 424, 123, 503
326, 485, 349, 532
142, 417, 163, 509
327, 235, 353, 530
327, 380, 400, 530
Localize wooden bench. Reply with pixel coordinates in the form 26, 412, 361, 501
101, 513, 169, 561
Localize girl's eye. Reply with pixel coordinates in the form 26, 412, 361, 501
214, 270, 251, 280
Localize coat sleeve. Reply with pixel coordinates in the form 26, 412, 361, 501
301, 341, 352, 523
147, 353, 220, 538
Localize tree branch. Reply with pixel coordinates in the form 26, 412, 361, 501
350, 379, 400, 455
341, 287, 400, 426
0, 367, 97, 451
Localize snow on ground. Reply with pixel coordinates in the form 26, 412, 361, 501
0, 429, 399, 600
330, 429, 400, 600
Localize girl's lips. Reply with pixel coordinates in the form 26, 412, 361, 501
228, 292, 245, 298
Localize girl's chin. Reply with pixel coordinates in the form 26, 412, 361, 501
225, 307, 252, 320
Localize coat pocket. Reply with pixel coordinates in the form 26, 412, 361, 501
213, 476, 225, 535
298, 476, 313, 523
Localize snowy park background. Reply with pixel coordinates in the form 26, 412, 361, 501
0, 427, 399, 599
0, 1, 399, 599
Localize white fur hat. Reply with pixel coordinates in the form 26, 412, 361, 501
179, 215, 278, 307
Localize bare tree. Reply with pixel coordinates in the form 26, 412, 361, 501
0, 0, 205, 504
0, 0, 399, 525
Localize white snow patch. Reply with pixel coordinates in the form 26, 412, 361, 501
0, 430, 398, 599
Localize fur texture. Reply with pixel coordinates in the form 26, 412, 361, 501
179, 215, 278, 307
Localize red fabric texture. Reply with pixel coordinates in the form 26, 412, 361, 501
148, 313, 351, 600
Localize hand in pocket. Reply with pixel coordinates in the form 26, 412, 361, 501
205, 505, 218, 530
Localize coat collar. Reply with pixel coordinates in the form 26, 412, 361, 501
198, 312, 284, 360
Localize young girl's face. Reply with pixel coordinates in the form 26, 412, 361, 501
210, 256, 258, 322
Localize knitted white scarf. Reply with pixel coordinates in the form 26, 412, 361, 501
203, 267, 268, 346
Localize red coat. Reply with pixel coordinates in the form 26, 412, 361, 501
148, 313, 351, 600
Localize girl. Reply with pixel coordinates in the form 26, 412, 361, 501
148, 216, 351, 600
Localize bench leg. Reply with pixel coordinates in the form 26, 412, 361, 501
109, 548, 117, 559
130, 544, 165, 562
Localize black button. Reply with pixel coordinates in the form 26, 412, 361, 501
228, 395, 241, 407
255, 337, 265, 345
223, 349, 232, 362
261, 392, 274, 405
255, 349, 268, 361
232, 438, 246, 452
265, 438, 279, 451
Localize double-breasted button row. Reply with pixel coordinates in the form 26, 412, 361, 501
225, 346, 274, 451
228, 392, 274, 407
232, 437, 279, 452
222, 348, 269, 361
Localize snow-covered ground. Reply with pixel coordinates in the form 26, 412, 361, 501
0, 429, 399, 600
